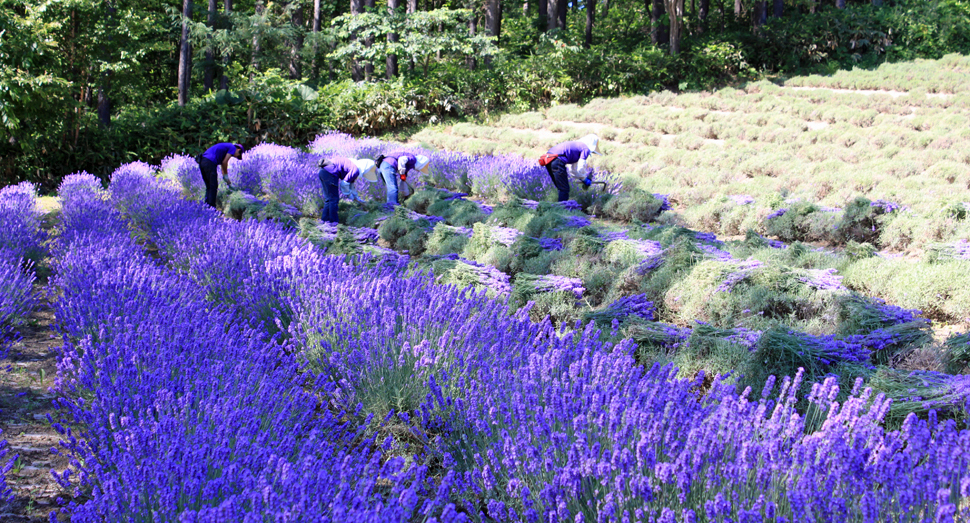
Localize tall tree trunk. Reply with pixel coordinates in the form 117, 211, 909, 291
97, 1, 116, 127
538, 0, 548, 31
584, 0, 596, 48
351, 0, 363, 81
204, 0, 216, 90
651, 0, 668, 45
251, 1, 264, 79
772, 0, 781, 17
602, 0, 609, 16
699, 0, 709, 24
546, 0, 556, 30
178, 0, 192, 106
751, 0, 765, 28
290, 2, 304, 79
523, 0, 528, 16
664, 0, 683, 55
467, 9, 477, 70
364, 0, 375, 80
836, 0, 845, 7
407, 0, 417, 72
734, 0, 742, 19
387, 0, 400, 78
312, 0, 321, 81
556, 0, 566, 29
220, 0, 231, 90
485, 0, 499, 65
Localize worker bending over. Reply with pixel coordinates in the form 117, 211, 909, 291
318, 157, 377, 224
376, 151, 431, 205
198, 142, 244, 208
539, 134, 602, 202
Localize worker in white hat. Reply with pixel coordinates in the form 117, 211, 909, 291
318, 157, 376, 223
375, 151, 431, 205
538, 134, 601, 202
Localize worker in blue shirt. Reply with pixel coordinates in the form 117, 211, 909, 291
198, 142, 244, 207
318, 157, 377, 224
539, 134, 602, 202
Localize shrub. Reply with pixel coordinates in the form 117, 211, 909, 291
592, 189, 666, 223
835, 197, 880, 244
942, 332, 970, 374
378, 207, 433, 255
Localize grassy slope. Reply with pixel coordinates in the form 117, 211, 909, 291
407, 54, 970, 254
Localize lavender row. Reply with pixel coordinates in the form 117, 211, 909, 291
156, 133, 620, 215
0, 181, 42, 505
49, 174, 447, 521
0, 182, 42, 351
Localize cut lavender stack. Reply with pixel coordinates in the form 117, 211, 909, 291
587, 294, 656, 326
537, 237, 563, 251
534, 274, 585, 299
716, 258, 765, 292
799, 267, 846, 291
698, 243, 734, 262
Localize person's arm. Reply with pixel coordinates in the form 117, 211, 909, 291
397, 157, 410, 179
220, 153, 232, 177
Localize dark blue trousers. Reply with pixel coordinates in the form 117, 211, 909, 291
319, 168, 340, 223
545, 157, 570, 202
199, 157, 219, 208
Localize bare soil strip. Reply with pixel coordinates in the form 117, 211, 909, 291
0, 290, 72, 522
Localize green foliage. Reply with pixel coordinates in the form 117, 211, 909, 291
378, 206, 431, 254
330, 8, 497, 78
942, 332, 970, 374
424, 226, 470, 256
742, 327, 871, 404
835, 197, 880, 244
676, 324, 755, 380
868, 367, 970, 429
224, 191, 266, 220
589, 190, 665, 223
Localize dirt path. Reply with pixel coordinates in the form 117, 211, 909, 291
0, 289, 72, 522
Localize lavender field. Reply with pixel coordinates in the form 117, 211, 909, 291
1, 104, 970, 519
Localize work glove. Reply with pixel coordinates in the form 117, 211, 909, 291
583, 177, 592, 187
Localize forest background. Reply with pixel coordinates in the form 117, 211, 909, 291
2, 0, 969, 189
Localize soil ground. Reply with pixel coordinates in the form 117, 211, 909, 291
0, 289, 73, 522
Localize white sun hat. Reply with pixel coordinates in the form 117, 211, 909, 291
415, 155, 431, 174
354, 158, 378, 182
580, 134, 602, 155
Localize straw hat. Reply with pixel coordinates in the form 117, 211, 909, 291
354, 159, 378, 182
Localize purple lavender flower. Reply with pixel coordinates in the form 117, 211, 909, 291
765, 208, 788, 220
604, 294, 655, 321
537, 237, 563, 251
716, 258, 764, 292
870, 199, 902, 214
600, 230, 630, 242
799, 268, 846, 291
653, 193, 673, 212
695, 231, 721, 243
698, 244, 733, 262
563, 215, 592, 228
534, 274, 585, 298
